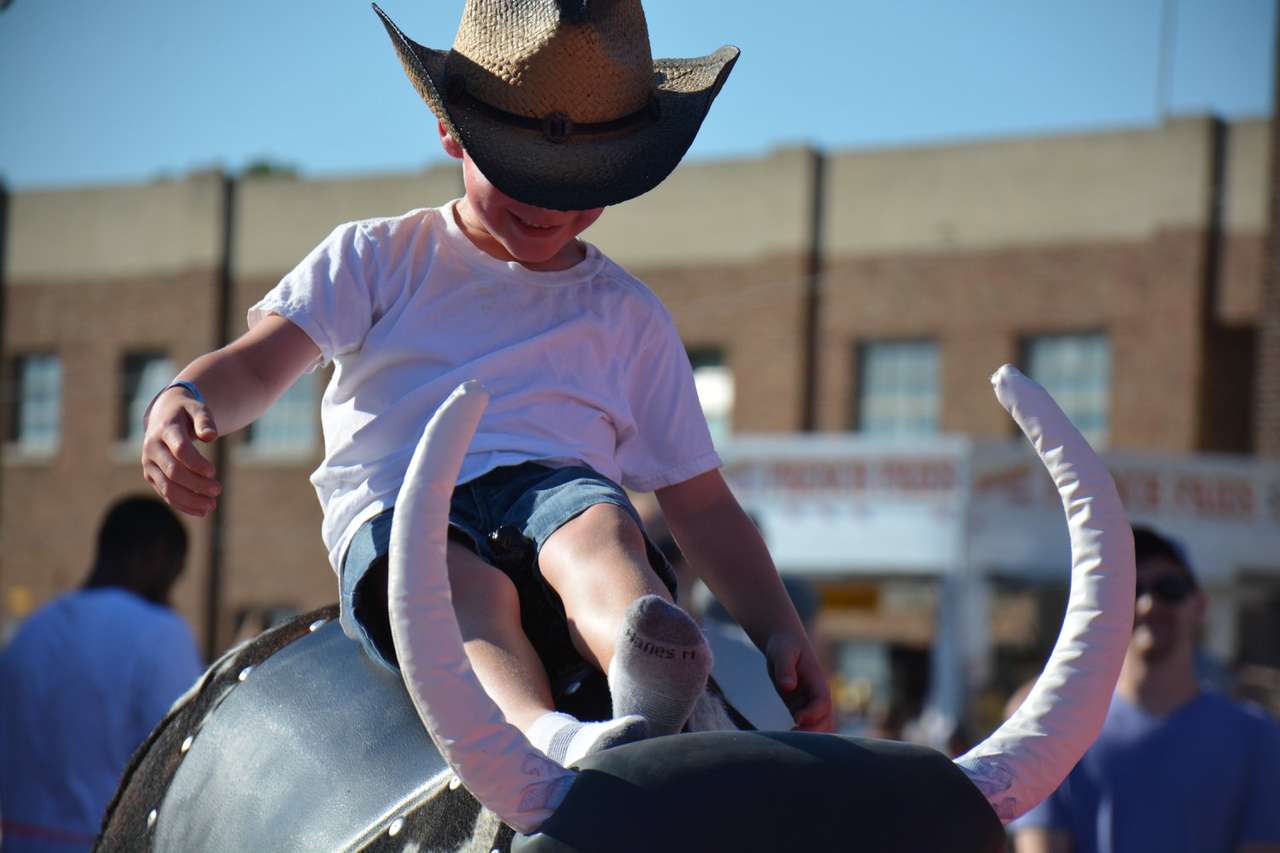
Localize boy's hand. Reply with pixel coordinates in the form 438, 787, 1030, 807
141, 387, 221, 517
765, 632, 835, 733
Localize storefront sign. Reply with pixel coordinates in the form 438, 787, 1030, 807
719, 436, 1280, 579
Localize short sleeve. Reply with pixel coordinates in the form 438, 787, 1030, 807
1240, 711, 1280, 843
247, 221, 380, 370
615, 308, 721, 492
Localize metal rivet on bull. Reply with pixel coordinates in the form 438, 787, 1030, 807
147, 809, 157, 829
448, 775, 462, 791
388, 817, 405, 837
309, 619, 327, 632
238, 666, 253, 682
180, 735, 194, 753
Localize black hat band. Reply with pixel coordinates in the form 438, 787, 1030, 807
444, 74, 661, 144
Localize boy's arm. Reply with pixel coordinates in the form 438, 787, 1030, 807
656, 468, 834, 732
141, 314, 321, 516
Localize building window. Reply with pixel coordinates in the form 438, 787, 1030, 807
121, 352, 174, 444
1024, 333, 1110, 448
244, 375, 318, 457
689, 347, 733, 446
7, 354, 62, 454
856, 340, 939, 436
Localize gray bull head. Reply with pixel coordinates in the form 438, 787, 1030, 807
96, 366, 1133, 852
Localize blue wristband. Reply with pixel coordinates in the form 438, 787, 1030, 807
164, 380, 203, 403
142, 379, 205, 429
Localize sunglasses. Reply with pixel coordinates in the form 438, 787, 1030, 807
1135, 574, 1196, 604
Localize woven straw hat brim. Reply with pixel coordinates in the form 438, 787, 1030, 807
374, 4, 739, 211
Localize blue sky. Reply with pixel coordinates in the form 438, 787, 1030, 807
0, 0, 1274, 190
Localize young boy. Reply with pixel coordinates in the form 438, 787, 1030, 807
141, 0, 832, 766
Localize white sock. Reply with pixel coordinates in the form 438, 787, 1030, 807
527, 711, 648, 767
608, 595, 713, 737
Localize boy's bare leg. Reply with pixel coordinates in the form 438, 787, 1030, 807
539, 504, 712, 736
447, 541, 646, 763
537, 505, 669, 668
448, 542, 553, 730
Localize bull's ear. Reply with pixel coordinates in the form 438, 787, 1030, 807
514, 731, 1006, 853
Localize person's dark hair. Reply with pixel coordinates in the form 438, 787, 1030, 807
84, 495, 189, 605
1132, 524, 1196, 585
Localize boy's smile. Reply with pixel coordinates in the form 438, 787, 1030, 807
503, 206, 576, 242
441, 121, 603, 271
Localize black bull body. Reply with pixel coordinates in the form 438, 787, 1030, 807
96, 603, 1004, 852
100, 367, 1125, 852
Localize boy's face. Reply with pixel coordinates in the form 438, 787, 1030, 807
439, 123, 604, 270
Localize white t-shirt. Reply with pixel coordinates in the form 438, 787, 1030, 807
249, 200, 720, 571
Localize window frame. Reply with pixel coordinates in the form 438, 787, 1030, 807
6, 352, 63, 457
119, 351, 175, 446
687, 345, 733, 446
1019, 331, 1111, 449
853, 338, 941, 438
240, 373, 320, 461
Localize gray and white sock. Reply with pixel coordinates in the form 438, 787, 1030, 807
527, 711, 649, 767
608, 595, 713, 737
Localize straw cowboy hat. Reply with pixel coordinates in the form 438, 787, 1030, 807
372, 0, 739, 210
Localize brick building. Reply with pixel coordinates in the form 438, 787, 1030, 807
2, 117, 1274, 691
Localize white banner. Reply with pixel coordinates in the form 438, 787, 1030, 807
720, 435, 1280, 581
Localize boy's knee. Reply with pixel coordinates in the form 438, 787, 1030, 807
543, 503, 647, 572
540, 504, 671, 610
568, 502, 645, 547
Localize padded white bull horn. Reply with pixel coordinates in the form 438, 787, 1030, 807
953, 365, 1134, 822
387, 381, 576, 834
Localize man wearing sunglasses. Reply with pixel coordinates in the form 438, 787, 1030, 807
1012, 525, 1280, 853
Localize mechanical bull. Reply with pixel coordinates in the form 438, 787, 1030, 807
96, 366, 1134, 852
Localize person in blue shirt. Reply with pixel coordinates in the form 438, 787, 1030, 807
1011, 525, 1280, 853
0, 496, 203, 852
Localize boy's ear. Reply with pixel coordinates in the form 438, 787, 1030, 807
438, 121, 464, 160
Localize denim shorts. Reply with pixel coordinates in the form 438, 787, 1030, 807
340, 461, 677, 677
